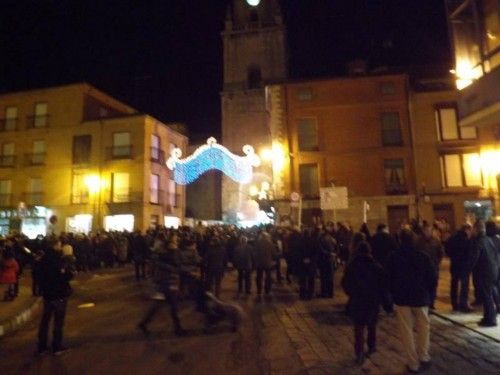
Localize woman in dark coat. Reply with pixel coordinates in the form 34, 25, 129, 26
342, 241, 386, 365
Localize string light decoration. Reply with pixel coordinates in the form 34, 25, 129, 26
166, 137, 261, 185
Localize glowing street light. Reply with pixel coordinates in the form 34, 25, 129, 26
84, 174, 101, 194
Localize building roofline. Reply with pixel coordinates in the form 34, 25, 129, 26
0, 81, 137, 113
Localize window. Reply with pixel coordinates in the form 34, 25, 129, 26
112, 132, 131, 158
112, 173, 130, 203
72, 174, 89, 204
435, 107, 477, 141
73, 135, 91, 164
29, 178, 43, 205
297, 88, 313, 101
151, 134, 161, 162
440, 152, 482, 188
299, 164, 319, 198
169, 143, 177, 180
32, 140, 46, 165
297, 118, 318, 151
4, 106, 17, 130
1, 143, 15, 167
380, 82, 396, 95
150, 174, 159, 204
168, 180, 176, 207
384, 159, 407, 195
0, 180, 12, 206
381, 112, 402, 146
34, 102, 48, 128
247, 65, 262, 89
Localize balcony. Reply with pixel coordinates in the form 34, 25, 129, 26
71, 192, 90, 204
150, 147, 165, 164
0, 118, 18, 132
0, 194, 13, 207
0, 155, 16, 168
23, 192, 44, 206
458, 63, 500, 129
106, 145, 133, 160
25, 153, 46, 166
26, 115, 50, 129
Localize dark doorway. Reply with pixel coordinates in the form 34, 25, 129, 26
387, 205, 409, 234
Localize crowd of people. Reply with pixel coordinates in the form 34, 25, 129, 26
0, 218, 499, 372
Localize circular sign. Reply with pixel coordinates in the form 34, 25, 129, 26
290, 192, 300, 202
49, 215, 58, 224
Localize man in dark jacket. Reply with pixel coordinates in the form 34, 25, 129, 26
130, 231, 149, 281
252, 232, 277, 298
369, 224, 398, 267
317, 226, 337, 298
204, 233, 227, 298
485, 221, 500, 313
342, 241, 386, 365
386, 229, 437, 373
471, 220, 499, 327
445, 224, 473, 312
416, 223, 444, 309
37, 237, 75, 355
298, 228, 319, 300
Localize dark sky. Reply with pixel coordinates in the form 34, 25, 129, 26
0, 0, 451, 138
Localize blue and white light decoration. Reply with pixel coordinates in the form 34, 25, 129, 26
166, 137, 261, 185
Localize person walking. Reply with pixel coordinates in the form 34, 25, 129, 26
386, 229, 437, 373
137, 238, 186, 337
252, 232, 277, 299
445, 224, 474, 312
415, 223, 444, 309
471, 220, 498, 327
342, 241, 386, 365
232, 235, 253, 295
37, 238, 75, 355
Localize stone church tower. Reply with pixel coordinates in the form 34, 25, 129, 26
221, 0, 287, 218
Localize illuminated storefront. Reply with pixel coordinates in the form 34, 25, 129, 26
104, 214, 134, 232
66, 214, 93, 234
0, 206, 49, 238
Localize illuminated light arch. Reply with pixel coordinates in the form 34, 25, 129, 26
167, 137, 260, 185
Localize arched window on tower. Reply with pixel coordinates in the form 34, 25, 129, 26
247, 65, 262, 89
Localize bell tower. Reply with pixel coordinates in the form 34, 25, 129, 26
221, 0, 287, 218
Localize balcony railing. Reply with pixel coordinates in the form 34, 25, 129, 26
25, 153, 46, 166
0, 194, 13, 207
150, 147, 165, 164
106, 145, 133, 160
71, 192, 90, 204
26, 115, 50, 129
0, 118, 18, 132
23, 192, 44, 206
0, 155, 16, 168
109, 191, 142, 204
385, 184, 408, 195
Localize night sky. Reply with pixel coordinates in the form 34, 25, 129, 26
0, 0, 451, 139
